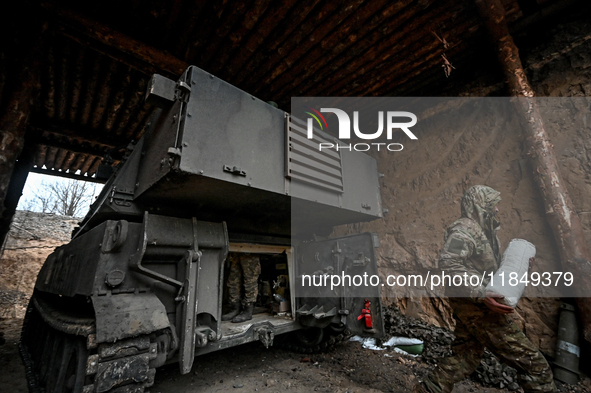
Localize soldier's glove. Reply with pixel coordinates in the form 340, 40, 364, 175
483, 292, 514, 314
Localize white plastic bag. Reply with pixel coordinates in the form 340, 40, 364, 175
485, 239, 535, 307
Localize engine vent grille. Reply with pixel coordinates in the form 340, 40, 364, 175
286, 116, 344, 193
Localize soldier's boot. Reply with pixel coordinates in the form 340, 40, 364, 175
232, 303, 254, 323
222, 302, 241, 321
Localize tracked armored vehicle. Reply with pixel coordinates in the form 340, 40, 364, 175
20, 66, 385, 392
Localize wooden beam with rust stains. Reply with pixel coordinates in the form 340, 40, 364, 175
0, 145, 35, 249
0, 21, 46, 247
42, 1, 188, 78
475, 0, 591, 343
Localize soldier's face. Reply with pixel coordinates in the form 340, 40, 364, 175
491, 204, 501, 229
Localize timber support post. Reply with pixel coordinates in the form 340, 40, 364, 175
0, 144, 35, 251
475, 0, 591, 342
0, 20, 46, 248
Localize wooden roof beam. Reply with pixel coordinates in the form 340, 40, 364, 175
41, 1, 188, 78
28, 121, 128, 152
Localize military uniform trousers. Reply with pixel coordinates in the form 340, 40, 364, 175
226, 253, 261, 305
423, 300, 555, 393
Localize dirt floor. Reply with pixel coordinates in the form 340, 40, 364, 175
0, 316, 514, 393
2, 313, 590, 393
1, 212, 591, 393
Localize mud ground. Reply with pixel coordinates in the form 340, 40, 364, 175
2, 315, 590, 393
0, 315, 516, 393
2, 212, 591, 393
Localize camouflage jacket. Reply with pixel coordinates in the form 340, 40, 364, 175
439, 186, 502, 301
439, 218, 501, 300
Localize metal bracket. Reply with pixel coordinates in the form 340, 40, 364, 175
198, 328, 217, 348
145, 74, 176, 108
332, 241, 342, 255
223, 165, 247, 176
352, 253, 370, 267
109, 186, 134, 207
178, 217, 204, 375
129, 212, 183, 289
102, 220, 129, 253
372, 233, 380, 248
178, 248, 201, 374
167, 147, 182, 157
175, 81, 192, 103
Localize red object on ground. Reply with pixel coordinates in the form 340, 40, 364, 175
357, 299, 373, 329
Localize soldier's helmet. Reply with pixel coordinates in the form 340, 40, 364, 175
461, 185, 501, 231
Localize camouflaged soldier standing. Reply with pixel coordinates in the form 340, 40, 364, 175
222, 253, 261, 323
414, 185, 556, 393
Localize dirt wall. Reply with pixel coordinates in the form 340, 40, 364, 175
335, 18, 591, 358
0, 211, 78, 319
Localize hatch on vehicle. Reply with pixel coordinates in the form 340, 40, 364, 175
293, 233, 384, 338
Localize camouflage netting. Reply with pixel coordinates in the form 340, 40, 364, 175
384, 304, 520, 391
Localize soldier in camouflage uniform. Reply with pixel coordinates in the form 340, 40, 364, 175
222, 252, 261, 323
414, 185, 555, 393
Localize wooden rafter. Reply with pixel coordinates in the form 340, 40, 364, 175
42, 1, 188, 78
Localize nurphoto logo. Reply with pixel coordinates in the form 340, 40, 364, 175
304, 108, 418, 152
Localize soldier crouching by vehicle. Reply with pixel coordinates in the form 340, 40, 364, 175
222, 253, 261, 323
413, 185, 556, 393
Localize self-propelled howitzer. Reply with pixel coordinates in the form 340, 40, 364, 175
20, 66, 385, 393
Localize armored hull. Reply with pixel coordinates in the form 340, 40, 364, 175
20, 66, 385, 393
